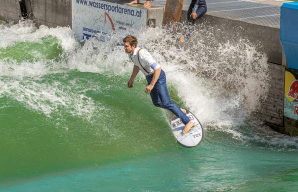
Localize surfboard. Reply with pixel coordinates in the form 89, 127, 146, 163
170, 111, 203, 148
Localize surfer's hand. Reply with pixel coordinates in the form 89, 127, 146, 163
191, 12, 197, 19
145, 84, 154, 93
127, 79, 134, 88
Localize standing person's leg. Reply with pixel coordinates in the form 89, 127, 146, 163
180, 6, 194, 43
187, 6, 192, 22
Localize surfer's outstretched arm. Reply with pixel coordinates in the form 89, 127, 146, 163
128, 65, 139, 88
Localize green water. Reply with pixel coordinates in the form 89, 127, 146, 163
0, 71, 176, 182
0, 22, 298, 192
0, 36, 63, 63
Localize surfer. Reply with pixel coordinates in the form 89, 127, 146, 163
123, 35, 194, 135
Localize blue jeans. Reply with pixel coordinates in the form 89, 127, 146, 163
146, 70, 190, 125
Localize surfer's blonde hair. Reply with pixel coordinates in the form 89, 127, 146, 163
123, 35, 138, 47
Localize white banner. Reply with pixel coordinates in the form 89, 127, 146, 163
72, 0, 147, 41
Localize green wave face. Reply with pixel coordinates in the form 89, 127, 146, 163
0, 70, 178, 183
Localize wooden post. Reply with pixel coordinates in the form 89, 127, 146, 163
163, 0, 184, 25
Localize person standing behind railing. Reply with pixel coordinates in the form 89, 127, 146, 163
180, 0, 207, 43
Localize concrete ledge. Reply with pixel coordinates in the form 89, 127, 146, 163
124, 4, 164, 28
147, 5, 164, 28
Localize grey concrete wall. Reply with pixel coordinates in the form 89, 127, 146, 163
256, 63, 284, 129
0, 0, 72, 27
147, 6, 164, 28
30, 0, 72, 28
0, 0, 21, 23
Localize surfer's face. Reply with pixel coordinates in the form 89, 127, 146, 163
124, 42, 134, 54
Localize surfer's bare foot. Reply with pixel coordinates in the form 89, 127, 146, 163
127, 0, 138, 5
144, 1, 151, 7
183, 121, 194, 135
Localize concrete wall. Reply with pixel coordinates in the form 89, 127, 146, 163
0, 0, 72, 27
0, 0, 21, 23
30, 0, 72, 27
257, 63, 284, 129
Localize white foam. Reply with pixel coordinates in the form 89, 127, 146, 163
0, 60, 57, 78
0, 20, 77, 52
134, 27, 270, 125
0, 79, 102, 120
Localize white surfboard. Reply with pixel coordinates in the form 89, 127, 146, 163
170, 111, 203, 148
